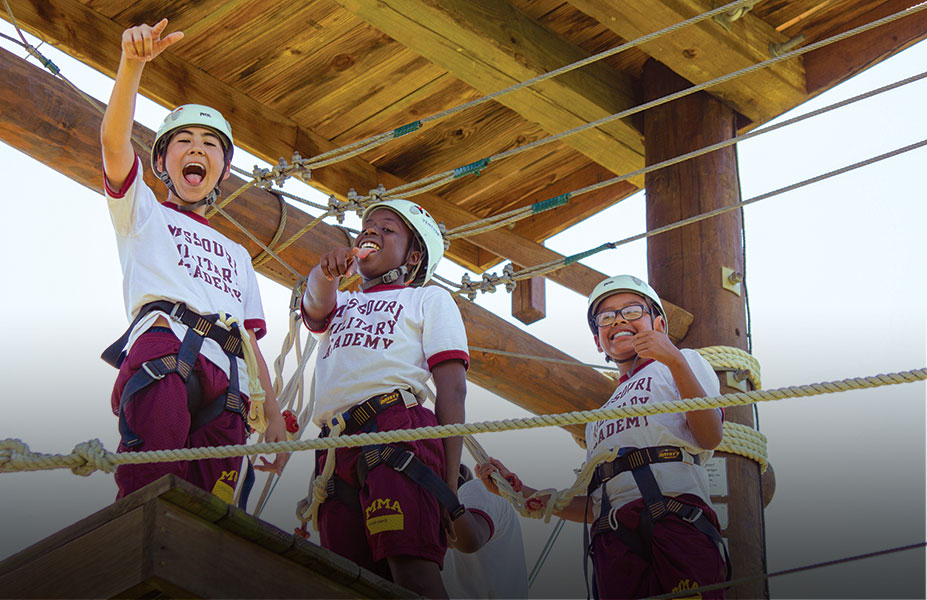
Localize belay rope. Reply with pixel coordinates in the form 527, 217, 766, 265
2, 368, 923, 478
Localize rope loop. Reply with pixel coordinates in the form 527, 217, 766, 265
698, 346, 762, 389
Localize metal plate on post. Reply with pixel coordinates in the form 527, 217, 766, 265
722, 266, 742, 296
706, 457, 729, 496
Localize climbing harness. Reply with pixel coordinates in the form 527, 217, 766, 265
301, 389, 465, 531
584, 446, 732, 597
101, 300, 249, 449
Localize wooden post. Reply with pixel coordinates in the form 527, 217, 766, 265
512, 266, 546, 325
642, 59, 767, 599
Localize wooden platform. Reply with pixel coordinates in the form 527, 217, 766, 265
0, 475, 416, 599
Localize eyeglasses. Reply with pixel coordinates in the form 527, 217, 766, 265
593, 304, 650, 328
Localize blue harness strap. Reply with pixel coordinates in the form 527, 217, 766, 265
585, 446, 732, 598
107, 302, 247, 449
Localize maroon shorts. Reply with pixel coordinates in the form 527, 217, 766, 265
315, 403, 446, 577
592, 494, 727, 600
111, 330, 248, 501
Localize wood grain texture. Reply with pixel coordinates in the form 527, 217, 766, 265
643, 59, 765, 599
802, 0, 927, 94
571, 0, 807, 127
0, 46, 620, 434
332, 0, 646, 182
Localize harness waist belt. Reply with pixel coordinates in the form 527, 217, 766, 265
323, 390, 408, 436
589, 446, 699, 493
102, 300, 244, 368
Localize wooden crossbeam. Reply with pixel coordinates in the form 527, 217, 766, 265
803, 0, 927, 94
0, 0, 659, 307
571, 0, 807, 128
332, 0, 646, 183
0, 45, 619, 434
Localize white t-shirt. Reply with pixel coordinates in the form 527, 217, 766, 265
442, 480, 529, 599
585, 349, 722, 514
305, 284, 469, 426
104, 157, 266, 393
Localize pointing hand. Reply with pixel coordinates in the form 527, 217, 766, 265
122, 18, 183, 62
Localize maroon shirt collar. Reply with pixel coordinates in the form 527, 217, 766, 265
362, 283, 408, 293
163, 201, 210, 226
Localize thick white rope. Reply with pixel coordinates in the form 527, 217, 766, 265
2, 369, 922, 476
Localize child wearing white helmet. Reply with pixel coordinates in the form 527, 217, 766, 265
301, 199, 469, 598
99, 18, 287, 503
477, 275, 728, 599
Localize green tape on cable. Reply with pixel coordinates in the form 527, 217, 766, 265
532, 193, 570, 214
454, 158, 490, 178
392, 121, 422, 137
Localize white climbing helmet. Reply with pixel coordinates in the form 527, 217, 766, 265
151, 104, 234, 201
362, 199, 445, 285
587, 274, 666, 334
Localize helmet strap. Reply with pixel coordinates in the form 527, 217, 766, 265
175, 188, 219, 213
360, 266, 408, 291
155, 138, 229, 214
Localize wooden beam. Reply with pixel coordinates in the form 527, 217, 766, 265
0, 45, 617, 435
0, 0, 653, 302
571, 0, 808, 127
511, 266, 545, 325
0, 0, 494, 271
331, 0, 646, 183
510, 164, 639, 242
804, 0, 927, 95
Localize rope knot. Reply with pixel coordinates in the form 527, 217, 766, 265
70, 439, 116, 476
0, 438, 30, 473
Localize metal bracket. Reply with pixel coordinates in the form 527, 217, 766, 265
725, 370, 750, 392
712, 0, 762, 31
722, 266, 742, 296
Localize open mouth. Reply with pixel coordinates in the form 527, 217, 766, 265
358, 240, 381, 252
182, 162, 207, 186
610, 331, 634, 341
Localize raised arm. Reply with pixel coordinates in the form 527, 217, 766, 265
101, 19, 183, 189
632, 331, 723, 449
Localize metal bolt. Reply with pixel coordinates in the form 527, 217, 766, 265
727, 271, 743, 284
770, 34, 806, 58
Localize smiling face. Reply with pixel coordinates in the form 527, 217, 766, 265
159, 126, 229, 207
592, 291, 660, 362
354, 208, 422, 283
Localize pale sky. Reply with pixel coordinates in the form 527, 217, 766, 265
0, 18, 924, 599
